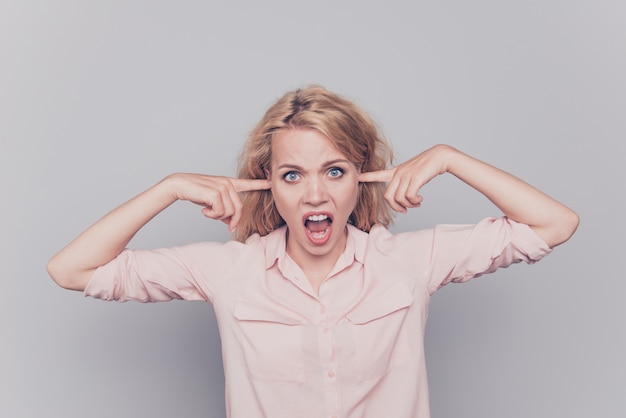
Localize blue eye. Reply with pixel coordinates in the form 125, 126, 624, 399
283, 171, 300, 182
328, 167, 344, 178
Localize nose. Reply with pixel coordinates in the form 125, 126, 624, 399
302, 177, 329, 206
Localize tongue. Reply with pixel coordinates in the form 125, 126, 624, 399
306, 219, 330, 233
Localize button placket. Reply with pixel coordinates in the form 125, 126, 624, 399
317, 300, 340, 415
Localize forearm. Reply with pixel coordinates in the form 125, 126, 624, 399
444, 145, 579, 247
48, 173, 271, 292
47, 178, 177, 291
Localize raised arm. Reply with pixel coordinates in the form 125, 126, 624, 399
358, 144, 579, 248
47, 174, 270, 291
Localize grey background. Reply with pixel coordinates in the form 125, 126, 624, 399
2, 1, 624, 417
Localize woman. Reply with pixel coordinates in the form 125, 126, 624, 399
47, 86, 578, 418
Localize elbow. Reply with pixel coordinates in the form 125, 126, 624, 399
563, 208, 580, 241
46, 256, 87, 291
547, 207, 580, 248
46, 256, 69, 289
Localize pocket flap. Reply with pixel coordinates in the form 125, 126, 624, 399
346, 284, 413, 325
233, 299, 303, 325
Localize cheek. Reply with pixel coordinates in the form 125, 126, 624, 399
270, 185, 293, 218
335, 181, 359, 210
350, 186, 359, 208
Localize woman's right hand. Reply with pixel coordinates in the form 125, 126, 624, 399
163, 173, 271, 231
48, 173, 270, 291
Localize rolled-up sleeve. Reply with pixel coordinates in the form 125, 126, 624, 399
428, 217, 551, 291
84, 240, 248, 303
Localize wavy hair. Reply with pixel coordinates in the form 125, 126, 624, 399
235, 86, 393, 242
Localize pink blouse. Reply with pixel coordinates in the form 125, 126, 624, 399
85, 217, 551, 418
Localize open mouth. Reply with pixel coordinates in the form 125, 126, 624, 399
303, 213, 333, 244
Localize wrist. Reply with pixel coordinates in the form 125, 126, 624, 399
430, 144, 462, 175
155, 173, 185, 205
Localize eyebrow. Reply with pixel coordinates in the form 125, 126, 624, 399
276, 159, 351, 171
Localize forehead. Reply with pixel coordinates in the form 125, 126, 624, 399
271, 128, 348, 167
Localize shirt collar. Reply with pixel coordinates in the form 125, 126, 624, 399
261, 224, 367, 270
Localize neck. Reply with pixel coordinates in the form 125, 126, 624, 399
286, 227, 347, 293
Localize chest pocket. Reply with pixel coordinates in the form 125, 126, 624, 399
233, 300, 305, 384
344, 284, 414, 382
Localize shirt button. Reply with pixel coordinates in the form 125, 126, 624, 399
320, 305, 326, 313
328, 370, 336, 378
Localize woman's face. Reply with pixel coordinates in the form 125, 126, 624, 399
269, 128, 359, 266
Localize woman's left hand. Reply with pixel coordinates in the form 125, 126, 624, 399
359, 143, 579, 248
358, 144, 455, 213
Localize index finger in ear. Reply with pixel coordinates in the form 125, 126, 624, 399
232, 178, 272, 192
358, 169, 394, 183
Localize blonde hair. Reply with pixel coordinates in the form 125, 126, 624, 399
235, 86, 393, 242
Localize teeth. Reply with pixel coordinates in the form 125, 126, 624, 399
307, 214, 328, 222
310, 230, 327, 239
